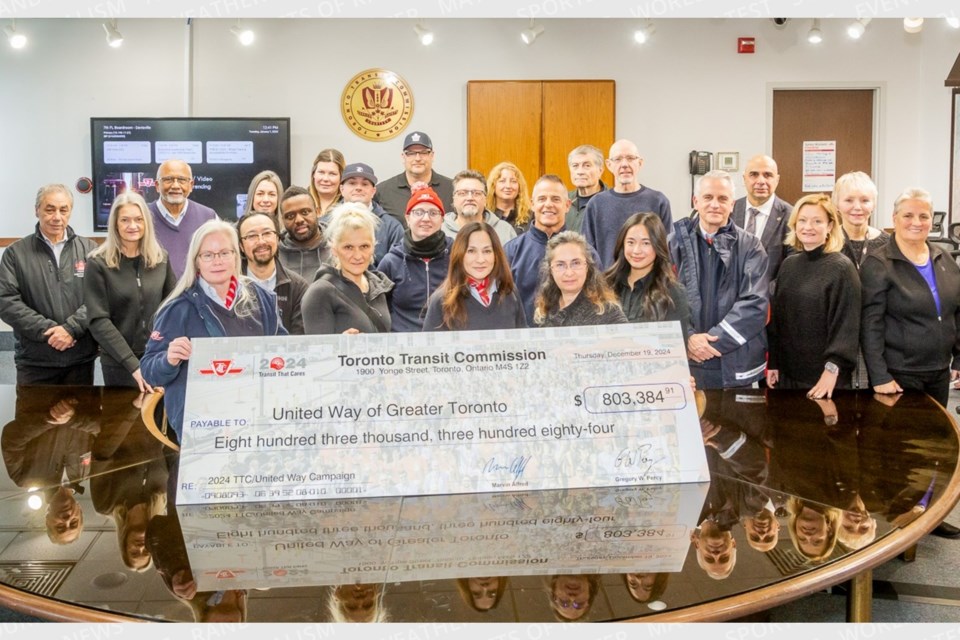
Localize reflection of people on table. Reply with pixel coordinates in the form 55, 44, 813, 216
140, 220, 288, 440
534, 231, 627, 327
146, 511, 248, 622
1, 386, 101, 544
91, 389, 168, 571
302, 204, 394, 334
422, 221, 526, 331
456, 577, 508, 612
786, 497, 842, 563
622, 573, 669, 604
326, 583, 388, 622
690, 519, 737, 580
743, 499, 781, 553
837, 493, 877, 550
546, 574, 599, 621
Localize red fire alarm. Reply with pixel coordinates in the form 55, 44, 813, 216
738, 37, 755, 54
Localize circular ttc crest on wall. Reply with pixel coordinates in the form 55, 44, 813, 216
341, 69, 414, 141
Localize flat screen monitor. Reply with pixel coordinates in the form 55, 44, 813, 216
90, 117, 291, 231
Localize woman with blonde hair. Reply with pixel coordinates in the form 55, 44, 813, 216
787, 497, 843, 563
140, 220, 287, 440
309, 148, 346, 218
302, 203, 394, 334
85, 192, 176, 391
243, 170, 284, 220
487, 161, 532, 235
766, 193, 860, 398
832, 171, 888, 270
534, 231, 626, 327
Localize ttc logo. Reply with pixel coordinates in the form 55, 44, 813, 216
199, 359, 244, 376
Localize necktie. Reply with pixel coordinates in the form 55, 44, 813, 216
746, 208, 759, 235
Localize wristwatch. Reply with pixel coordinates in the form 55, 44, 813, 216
824, 362, 839, 374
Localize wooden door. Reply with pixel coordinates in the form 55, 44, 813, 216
542, 81, 615, 187
467, 80, 615, 191
772, 89, 875, 205
466, 81, 542, 187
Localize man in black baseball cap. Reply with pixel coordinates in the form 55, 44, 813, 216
338, 162, 403, 265
373, 131, 454, 229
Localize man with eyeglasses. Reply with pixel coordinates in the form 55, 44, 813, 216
237, 212, 307, 335
565, 144, 608, 234
377, 186, 452, 332
148, 159, 218, 278
442, 170, 516, 246
582, 139, 672, 269
337, 163, 404, 265
504, 175, 599, 324
373, 131, 454, 228
0, 184, 98, 384
277, 185, 331, 281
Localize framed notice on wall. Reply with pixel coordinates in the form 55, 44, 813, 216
952, 89, 960, 221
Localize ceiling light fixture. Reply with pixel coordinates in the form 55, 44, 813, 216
4, 20, 26, 49
807, 19, 823, 44
521, 19, 544, 45
903, 17, 924, 34
633, 21, 655, 44
230, 20, 255, 46
103, 19, 123, 48
846, 18, 870, 40
414, 22, 434, 46
947, 16, 960, 29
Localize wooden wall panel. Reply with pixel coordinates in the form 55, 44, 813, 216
542, 80, 616, 189
466, 81, 542, 188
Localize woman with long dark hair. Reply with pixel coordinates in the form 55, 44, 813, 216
422, 221, 526, 330
604, 212, 689, 337
534, 231, 626, 327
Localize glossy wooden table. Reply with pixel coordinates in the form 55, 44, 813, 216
0, 386, 956, 622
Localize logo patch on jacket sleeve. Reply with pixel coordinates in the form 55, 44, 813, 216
149, 330, 163, 341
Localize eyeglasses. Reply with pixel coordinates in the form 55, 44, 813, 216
608, 155, 640, 164
551, 595, 585, 610
241, 230, 278, 243
454, 189, 485, 198
409, 209, 442, 219
197, 249, 236, 263
551, 259, 586, 273
403, 150, 432, 158
159, 176, 192, 185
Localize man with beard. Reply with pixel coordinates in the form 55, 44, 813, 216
238, 212, 307, 335
277, 186, 331, 281
441, 170, 516, 246
148, 159, 218, 278
374, 131, 454, 228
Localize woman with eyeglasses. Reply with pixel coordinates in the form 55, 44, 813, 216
534, 231, 626, 327
302, 203, 394, 335
377, 187, 452, 332
422, 221, 526, 331
487, 161, 532, 235
546, 574, 600, 621
141, 220, 287, 441
85, 192, 176, 392
242, 170, 284, 220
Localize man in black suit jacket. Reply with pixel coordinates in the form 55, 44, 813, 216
732, 155, 792, 293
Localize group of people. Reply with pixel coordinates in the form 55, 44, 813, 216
1, 134, 958, 431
